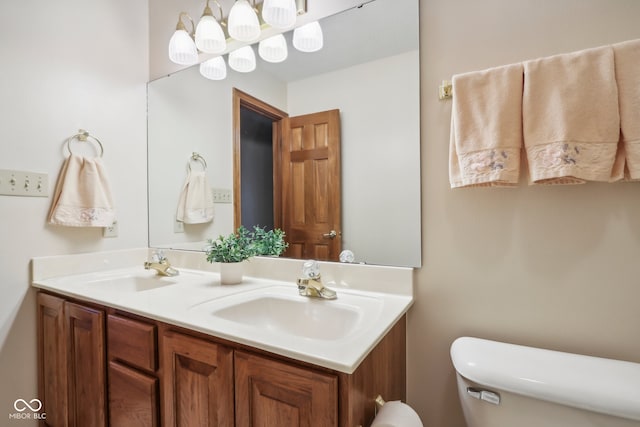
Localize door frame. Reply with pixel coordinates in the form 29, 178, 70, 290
232, 88, 288, 230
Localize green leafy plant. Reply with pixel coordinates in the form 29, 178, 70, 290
205, 226, 255, 263
205, 226, 288, 263
250, 226, 288, 257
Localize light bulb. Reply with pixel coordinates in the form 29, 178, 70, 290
168, 29, 198, 65
293, 21, 323, 53
195, 15, 226, 54
228, 0, 261, 42
228, 46, 256, 73
258, 34, 288, 63
200, 56, 227, 80
262, 0, 297, 29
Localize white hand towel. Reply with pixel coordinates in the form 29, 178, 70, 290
449, 63, 524, 188
523, 45, 620, 184
48, 154, 116, 227
176, 170, 214, 224
612, 39, 640, 180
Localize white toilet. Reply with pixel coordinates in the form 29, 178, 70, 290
450, 337, 640, 427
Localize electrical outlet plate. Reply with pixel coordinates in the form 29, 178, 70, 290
103, 221, 118, 238
212, 188, 232, 204
0, 169, 49, 197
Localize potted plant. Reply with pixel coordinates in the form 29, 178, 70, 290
250, 226, 288, 257
205, 226, 254, 285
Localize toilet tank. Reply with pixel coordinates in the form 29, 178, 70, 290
450, 337, 640, 427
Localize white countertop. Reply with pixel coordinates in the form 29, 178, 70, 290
32, 249, 414, 374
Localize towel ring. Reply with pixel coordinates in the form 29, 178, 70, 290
189, 152, 207, 171
65, 129, 104, 157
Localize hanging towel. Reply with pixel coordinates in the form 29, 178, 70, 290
522, 46, 620, 185
176, 170, 214, 224
48, 154, 116, 227
612, 39, 640, 180
449, 62, 524, 188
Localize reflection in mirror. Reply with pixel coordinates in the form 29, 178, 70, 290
148, 0, 421, 267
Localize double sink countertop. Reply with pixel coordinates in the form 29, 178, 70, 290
32, 248, 414, 374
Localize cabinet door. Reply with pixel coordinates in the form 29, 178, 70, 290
235, 351, 338, 427
108, 361, 159, 427
65, 302, 106, 427
161, 331, 234, 427
37, 293, 69, 427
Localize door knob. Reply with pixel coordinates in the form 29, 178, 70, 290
322, 230, 337, 239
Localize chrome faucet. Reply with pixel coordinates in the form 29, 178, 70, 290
297, 260, 336, 299
144, 250, 179, 277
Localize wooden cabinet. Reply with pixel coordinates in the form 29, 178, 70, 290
108, 361, 158, 427
37, 293, 69, 427
235, 351, 338, 427
160, 330, 234, 427
107, 314, 159, 427
37, 294, 106, 427
38, 291, 406, 427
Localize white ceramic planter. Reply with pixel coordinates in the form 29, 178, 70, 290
219, 262, 243, 285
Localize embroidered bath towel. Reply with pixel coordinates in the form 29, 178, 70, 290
48, 154, 116, 227
449, 63, 524, 188
522, 46, 620, 184
176, 170, 214, 224
612, 39, 640, 180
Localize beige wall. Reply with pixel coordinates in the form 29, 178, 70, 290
409, 0, 640, 426
0, 0, 148, 424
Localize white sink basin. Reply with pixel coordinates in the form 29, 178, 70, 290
190, 286, 383, 341
84, 274, 179, 292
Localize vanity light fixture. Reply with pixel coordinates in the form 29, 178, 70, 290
292, 20, 323, 53
195, 0, 227, 54
200, 56, 227, 80
228, 0, 261, 42
168, 12, 199, 65
258, 34, 288, 63
168, 0, 318, 77
228, 45, 257, 72
262, 0, 297, 29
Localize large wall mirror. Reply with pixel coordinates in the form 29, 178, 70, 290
148, 0, 421, 267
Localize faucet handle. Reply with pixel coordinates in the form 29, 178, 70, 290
302, 260, 321, 280
152, 250, 166, 262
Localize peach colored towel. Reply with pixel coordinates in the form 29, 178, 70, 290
48, 154, 116, 227
612, 39, 640, 180
449, 63, 524, 188
522, 46, 620, 185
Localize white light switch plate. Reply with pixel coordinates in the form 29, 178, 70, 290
212, 188, 232, 204
0, 169, 49, 197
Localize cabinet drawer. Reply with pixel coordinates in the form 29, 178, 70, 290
108, 315, 157, 372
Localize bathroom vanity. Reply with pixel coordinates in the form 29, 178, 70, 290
33, 249, 413, 427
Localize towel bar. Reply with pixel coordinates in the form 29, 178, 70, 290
189, 152, 207, 171
439, 80, 453, 100
65, 129, 104, 157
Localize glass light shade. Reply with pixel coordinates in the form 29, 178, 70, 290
262, 0, 297, 29
292, 21, 323, 53
228, 46, 256, 72
200, 56, 227, 80
228, 0, 261, 42
168, 29, 198, 65
258, 34, 288, 63
195, 15, 226, 54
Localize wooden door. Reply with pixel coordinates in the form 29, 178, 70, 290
37, 293, 69, 427
235, 351, 338, 427
65, 302, 107, 427
161, 331, 234, 427
280, 109, 341, 261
